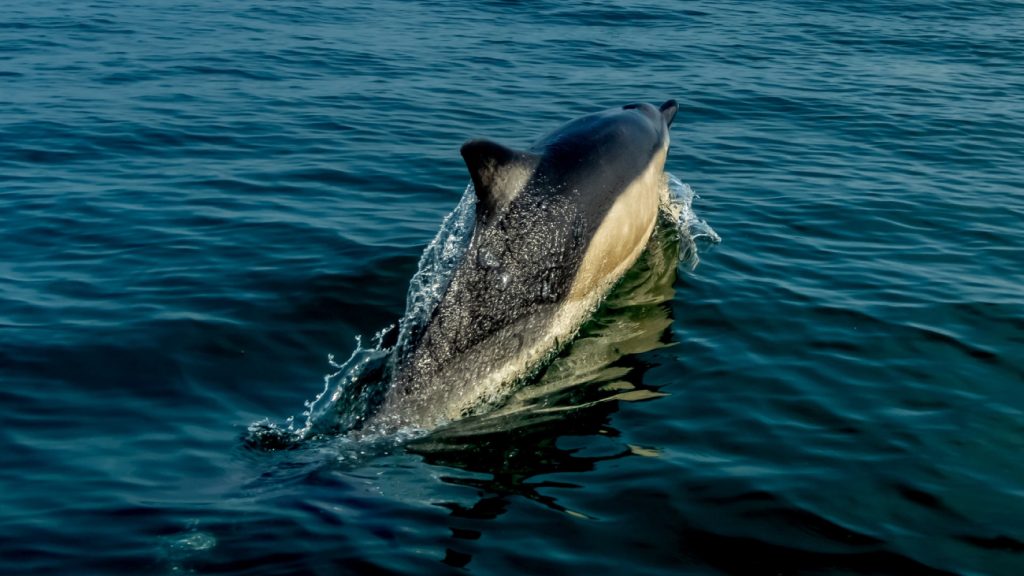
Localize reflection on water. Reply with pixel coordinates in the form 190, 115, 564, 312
408, 218, 683, 567
419, 213, 681, 439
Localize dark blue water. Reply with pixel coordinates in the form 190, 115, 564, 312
3, 1, 1023, 574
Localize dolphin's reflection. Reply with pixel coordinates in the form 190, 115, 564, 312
407, 217, 683, 568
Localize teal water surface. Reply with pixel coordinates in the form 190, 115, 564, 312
2, 1, 1023, 574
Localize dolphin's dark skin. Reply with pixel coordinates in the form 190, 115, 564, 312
373, 100, 679, 430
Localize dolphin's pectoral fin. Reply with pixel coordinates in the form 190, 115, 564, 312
460, 139, 537, 223
659, 99, 678, 127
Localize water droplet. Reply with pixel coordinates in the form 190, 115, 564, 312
477, 248, 500, 269
172, 531, 216, 552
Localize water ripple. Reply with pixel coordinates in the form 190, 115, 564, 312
2, 0, 1023, 574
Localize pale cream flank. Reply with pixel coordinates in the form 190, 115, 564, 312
431, 141, 671, 424
568, 145, 668, 303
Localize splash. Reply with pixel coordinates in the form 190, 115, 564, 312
662, 173, 721, 270
246, 186, 477, 448
387, 185, 477, 379
246, 175, 717, 448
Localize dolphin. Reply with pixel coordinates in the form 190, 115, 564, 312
373, 99, 679, 431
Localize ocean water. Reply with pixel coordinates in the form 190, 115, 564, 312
2, 0, 1022, 574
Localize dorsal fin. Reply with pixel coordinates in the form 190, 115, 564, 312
460, 139, 536, 223
659, 99, 678, 127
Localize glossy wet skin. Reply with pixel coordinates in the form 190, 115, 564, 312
376, 101, 677, 430
528, 102, 673, 234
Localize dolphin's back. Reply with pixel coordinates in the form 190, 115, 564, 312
377, 100, 678, 429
